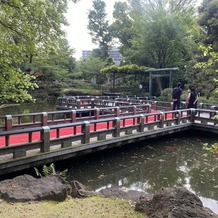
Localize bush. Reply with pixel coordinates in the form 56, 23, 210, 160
157, 88, 172, 101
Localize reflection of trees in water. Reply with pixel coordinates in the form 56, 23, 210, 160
0, 101, 56, 115
187, 153, 218, 200
69, 146, 187, 193
68, 134, 218, 203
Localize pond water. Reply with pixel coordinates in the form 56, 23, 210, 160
0, 100, 56, 115
66, 131, 218, 214
0, 102, 218, 213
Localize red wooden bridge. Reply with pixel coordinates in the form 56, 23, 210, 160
0, 97, 217, 176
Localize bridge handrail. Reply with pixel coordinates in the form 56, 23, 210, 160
0, 108, 215, 147
0, 108, 216, 135
0, 110, 181, 148
0, 108, 217, 163
0, 104, 151, 131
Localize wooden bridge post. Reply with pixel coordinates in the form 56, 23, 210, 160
102, 100, 105, 107
115, 107, 120, 117
41, 126, 50, 152
76, 99, 81, 109
148, 104, 151, 113
159, 112, 165, 128
91, 98, 95, 108
5, 115, 12, 131
154, 101, 158, 110
133, 105, 137, 115
170, 102, 173, 110
112, 117, 120, 137
176, 110, 181, 124
138, 114, 145, 132
81, 121, 90, 144
70, 110, 77, 122
199, 103, 203, 109
95, 108, 100, 120
41, 112, 48, 126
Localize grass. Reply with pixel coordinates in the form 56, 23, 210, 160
0, 196, 146, 218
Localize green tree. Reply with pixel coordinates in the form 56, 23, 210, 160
109, 2, 134, 56
79, 56, 108, 84
0, 0, 68, 103
192, 45, 218, 99
185, 0, 218, 99
24, 38, 76, 98
198, 0, 218, 51
126, 0, 198, 68
88, 0, 112, 59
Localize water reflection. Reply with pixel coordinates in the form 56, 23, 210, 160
0, 100, 56, 115
67, 131, 218, 213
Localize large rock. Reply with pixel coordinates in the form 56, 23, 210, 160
0, 174, 71, 202
70, 180, 101, 198
135, 186, 216, 218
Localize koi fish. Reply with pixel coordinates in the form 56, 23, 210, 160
164, 145, 176, 149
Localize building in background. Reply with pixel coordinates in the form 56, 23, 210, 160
82, 50, 93, 59
107, 48, 122, 65
82, 47, 122, 65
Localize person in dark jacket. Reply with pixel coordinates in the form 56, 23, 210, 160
187, 85, 198, 108
172, 82, 182, 110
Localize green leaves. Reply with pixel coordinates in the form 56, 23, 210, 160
109, 0, 197, 68
0, 69, 37, 103
34, 163, 68, 179
0, 0, 68, 103
88, 0, 112, 59
101, 64, 151, 74
79, 56, 108, 84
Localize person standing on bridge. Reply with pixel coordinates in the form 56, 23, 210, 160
172, 82, 182, 110
186, 85, 198, 108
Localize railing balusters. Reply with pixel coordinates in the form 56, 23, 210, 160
33, 115, 36, 123
29, 132, 33, 142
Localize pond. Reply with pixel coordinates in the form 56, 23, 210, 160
65, 131, 218, 214
0, 100, 56, 115
0, 101, 218, 214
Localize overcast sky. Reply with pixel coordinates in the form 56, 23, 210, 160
64, 0, 126, 59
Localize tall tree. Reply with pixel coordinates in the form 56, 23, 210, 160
109, 2, 134, 57
187, 0, 218, 99
0, 0, 68, 103
125, 0, 198, 68
87, 0, 112, 59
198, 0, 218, 51
107, 0, 199, 94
